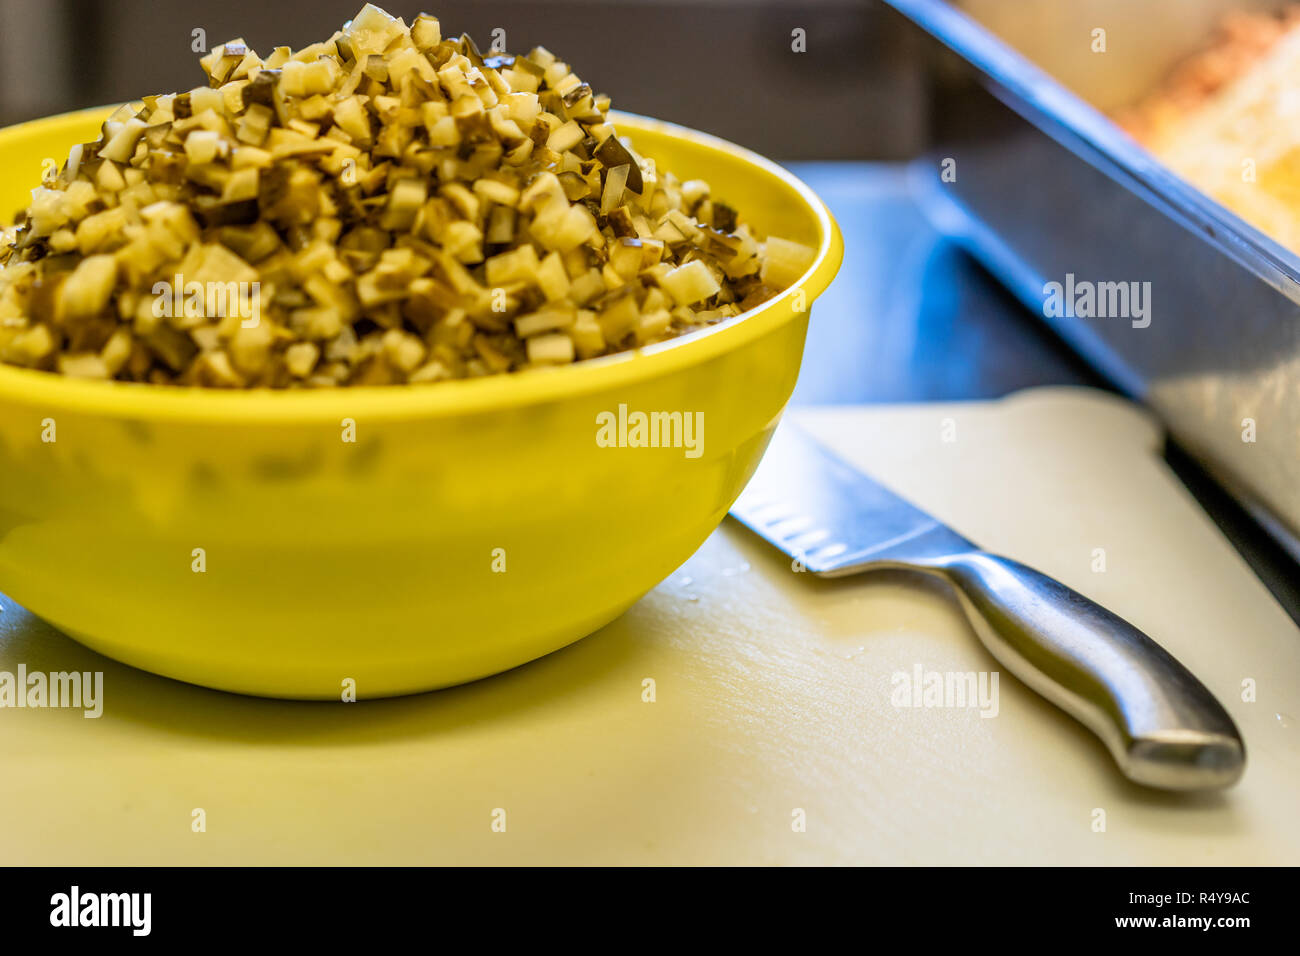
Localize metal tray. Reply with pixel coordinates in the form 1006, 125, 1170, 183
887, 0, 1300, 556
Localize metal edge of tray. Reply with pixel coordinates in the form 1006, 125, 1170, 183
914, 161, 1300, 572
883, 0, 1300, 299
885, 0, 1300, 559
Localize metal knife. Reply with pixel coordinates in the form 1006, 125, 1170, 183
730, 423, 1246, 791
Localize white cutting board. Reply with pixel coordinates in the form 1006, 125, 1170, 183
0, 386, 1296, 864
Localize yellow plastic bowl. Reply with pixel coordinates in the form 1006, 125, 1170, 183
0, 106, 842, 698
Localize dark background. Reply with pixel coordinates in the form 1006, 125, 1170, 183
0, 0, 921, 159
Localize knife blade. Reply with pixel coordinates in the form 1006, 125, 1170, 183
732, 424, 974, 575
729, 422, 1246, 792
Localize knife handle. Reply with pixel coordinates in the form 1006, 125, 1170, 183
931, 550, 1245, 790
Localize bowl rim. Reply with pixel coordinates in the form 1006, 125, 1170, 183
0, 107, 844, 423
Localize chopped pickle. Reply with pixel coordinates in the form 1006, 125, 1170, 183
0, 3, 816, 386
